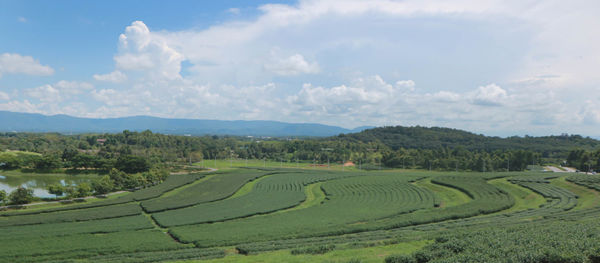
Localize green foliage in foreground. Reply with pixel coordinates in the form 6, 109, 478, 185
388, 219, 600, 263
0, 229, 187, 263
0, 203, 141, 227
0, 168, 598, 263
0, 215, 153, 240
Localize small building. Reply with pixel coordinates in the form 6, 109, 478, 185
96, 139, 107, 145
343, 161, 355, 167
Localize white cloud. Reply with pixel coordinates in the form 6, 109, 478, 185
469, 84, 507, 106
395, 80, 415, 92
93, 70, 127, 83
0, 53, 54, 78
10, 0, 600, 136
0, 91, 9, 101
17, 17, 27, 23
26, 85, 61, 103
114, 21, 184, 80
91, 89, 120, 105
24, 80, 93, 103
432, 91, 460, 103
580, 100, 600, 125
227, 8, 241, 15
54, 80, 94, 95
265, 53, 320, 76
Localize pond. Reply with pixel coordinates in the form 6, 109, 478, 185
0, 173, 93, 198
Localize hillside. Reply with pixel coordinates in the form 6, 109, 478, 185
340, 126, 600, 154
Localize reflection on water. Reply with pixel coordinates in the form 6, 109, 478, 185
0, 174, 91, 198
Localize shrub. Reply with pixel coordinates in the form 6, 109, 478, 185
385, 254, 416, 263
290, 244, 336, 255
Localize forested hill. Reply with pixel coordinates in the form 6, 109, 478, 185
338, 126, 600, 153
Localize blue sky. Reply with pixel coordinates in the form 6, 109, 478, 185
0, 0, 599, 137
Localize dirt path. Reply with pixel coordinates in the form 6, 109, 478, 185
545, 166, 576, 173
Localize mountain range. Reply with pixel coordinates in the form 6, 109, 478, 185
0, 111, 372, 137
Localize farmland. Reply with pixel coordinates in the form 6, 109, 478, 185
1, 167, 600, 262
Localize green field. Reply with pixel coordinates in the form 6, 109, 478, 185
1, 167, 599, 262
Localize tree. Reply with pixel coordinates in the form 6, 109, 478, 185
47, 184, 65, 198
108, 168, 127, 189
92, 175, 114, 195
0, 190, 7, 205
34, 154, 62, 170
76, 183, 93, 198
0, 153, 21, 169
115, 155, 150, 174
9, 187, 34, 205
64, 186, 77, 198
142, 168, 169, 185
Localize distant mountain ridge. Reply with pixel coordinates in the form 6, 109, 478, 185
0, 111, 372, 137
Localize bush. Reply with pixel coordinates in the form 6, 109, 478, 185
290, 244, 336, 255
385, 254, 416, 263
9, 187, 34, 205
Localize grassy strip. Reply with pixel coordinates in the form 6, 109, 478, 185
0, 229, 187, 262
0, 203, 142, 227
489, 178, 546, 213
551, 176, 600, 210
0, 215, 153, 240
415, 178, 470, 208
186, 240, 430, 263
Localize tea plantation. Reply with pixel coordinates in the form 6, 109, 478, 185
1, 167, 599, 262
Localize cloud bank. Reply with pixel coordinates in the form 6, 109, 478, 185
1, 0, 599, 137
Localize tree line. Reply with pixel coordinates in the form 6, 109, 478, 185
1, 128, 589, 173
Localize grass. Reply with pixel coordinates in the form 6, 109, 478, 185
228, 173, 278, 199
180, 239, 431, 263
551, 176, 600, 210
489, 178, 546, 213
160, 174, 216, 198
416, 178, 471, 208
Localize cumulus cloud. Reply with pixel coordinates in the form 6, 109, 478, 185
25, 85, 61, 103
24, 80, 93, 103
580, 100, 600, 125
8, 0, 600, 136
0, 91, 9, 101
93, 70, 127, 83
469, 84, 508, 106
432, 91, 460, 103
54, 80, 94, 95
114, 21, 184, 80
265, 53, 320, 76
227, 8, 241, 15
0, 53, 54, 78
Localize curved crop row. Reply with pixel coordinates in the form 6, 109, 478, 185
152, 171, 357, 227
169, 174, 438, 247
141, 169, 274, 212
0, 203, 142, 227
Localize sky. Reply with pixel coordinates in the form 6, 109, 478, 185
0, 0, 599, 137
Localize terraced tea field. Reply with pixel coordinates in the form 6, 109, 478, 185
1, 168, 599, 262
